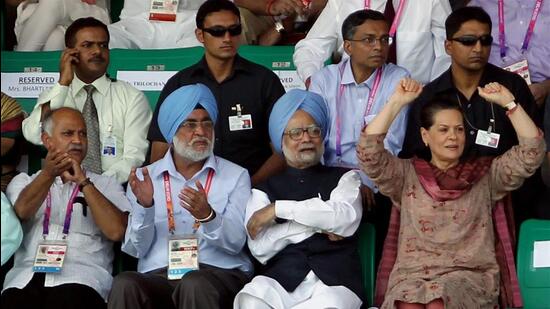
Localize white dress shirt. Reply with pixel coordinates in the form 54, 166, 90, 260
3, 171, 132, 300
123, 150, 253, 275
22, 74, 152, 183
245, 170, 362, 264
293, 0, 452, 84
310, 61, 409, 189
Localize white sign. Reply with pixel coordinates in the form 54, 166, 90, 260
1, 72, 59, 98
275, 70, 305, 92
533, 240, 550, 268
116, 71, 178, 91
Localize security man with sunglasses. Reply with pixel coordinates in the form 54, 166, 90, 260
401, 7, 542, 228
148, 0, 286, 186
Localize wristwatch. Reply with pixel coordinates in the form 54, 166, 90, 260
274, 20, 286, 34
78, 177, 94, 190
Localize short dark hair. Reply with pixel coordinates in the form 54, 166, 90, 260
420, 96, 464, 130
445, 6, 492, 39
65, 17, 109, 48
342, 9, 387, 40
196, 0, 241, 29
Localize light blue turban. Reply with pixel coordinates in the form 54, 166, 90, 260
268, 89, 328, 154
158, 83, 218, 143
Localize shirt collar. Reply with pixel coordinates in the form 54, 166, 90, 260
71, 74, 110, 96
190, 54, 249, 77
151, 148, 219, 181
340, 59, 385, 89
433, 63, 496, 93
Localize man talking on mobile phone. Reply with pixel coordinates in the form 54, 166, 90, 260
22, 17, 152, 184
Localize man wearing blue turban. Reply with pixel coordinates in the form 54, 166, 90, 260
234, 89, 365, 309
109, 84, 253, 309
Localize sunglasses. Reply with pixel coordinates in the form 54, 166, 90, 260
202, 24, 242, 37
450, 34, 493, 46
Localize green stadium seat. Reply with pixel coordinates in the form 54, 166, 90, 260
109, 0, 124, 23
358, 222, 376, 307
517, 219, 550, 309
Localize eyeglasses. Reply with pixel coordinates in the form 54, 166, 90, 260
346, 35, 393, 46
284, 125, 322, 140
179, 120, 214, 131
449, 34, 493, 46
201, 24, 242, 37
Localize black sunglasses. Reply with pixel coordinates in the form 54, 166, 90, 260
450, 34, 493, 46
202, 24, 242, 37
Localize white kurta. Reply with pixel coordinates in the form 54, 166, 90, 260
234, 170, 364, 309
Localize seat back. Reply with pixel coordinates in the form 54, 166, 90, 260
358, 222, 376, 307
517, 219, 550, 309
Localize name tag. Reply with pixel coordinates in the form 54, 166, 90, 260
102, 135, 117, 157
167, 235, 199, 280
149, 0, 179, 22
33, 241, 67, 273
475, 130, 500, 149
229, 114, 253, 131
503, 59, 532, 85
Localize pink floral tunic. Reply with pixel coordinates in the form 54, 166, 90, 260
358, 133, 545, 309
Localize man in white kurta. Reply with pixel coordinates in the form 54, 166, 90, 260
234, 89, 364, 309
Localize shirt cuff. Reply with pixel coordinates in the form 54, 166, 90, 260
200, 212, 222, 234
131, 202, 155, 226
274, 201, 295, 220
43, 84, 70, 109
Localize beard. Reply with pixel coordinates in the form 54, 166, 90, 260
173, 135, 213, 162
282, 141, 324, 169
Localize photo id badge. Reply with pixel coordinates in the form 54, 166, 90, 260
475, 130, 500, 149
33, 241, 67, 273
102, 135, 117, 157
167, 235, 199, 280
503, 59, 532, 85
228, 114, 253, 131
149, 0, 179, 22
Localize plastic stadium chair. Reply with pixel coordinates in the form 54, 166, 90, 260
517, 219, 550, 309
358, 222, 376, 307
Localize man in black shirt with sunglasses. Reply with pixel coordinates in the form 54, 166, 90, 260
148, 0, 286, 186
401, 7, 542, 228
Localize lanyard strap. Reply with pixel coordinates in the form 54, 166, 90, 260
335, 60, 383, 156
389, 0, 406, 37
43, 185, 80, 237
364, 0, 370, 9
498, 0, 544, 58
163, 169, 215, 234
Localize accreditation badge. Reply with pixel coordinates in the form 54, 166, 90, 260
149, 0, 179, 22
228, 114, 253, 131
167, 235, 199, 280
102, 135, 117, 157
32, 240, 68, 273
475, 129, 500, 149
503, 59, 532, 85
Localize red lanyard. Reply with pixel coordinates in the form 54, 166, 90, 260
335, 59, 383, 156
43, 185, 80, 238
498, 0, 544, 58
163, 169, 214, 234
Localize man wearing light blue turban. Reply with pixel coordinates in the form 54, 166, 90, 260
234, 89, 365, 309
110, 84, 253, 309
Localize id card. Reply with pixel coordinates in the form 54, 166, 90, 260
475, 130, 500, 148
503, 59, 532, 85
33, 241, 67, 273
102, 135, 117, 157
228, 114, 253, 131
149, 0, 179, 22
167, 235, 199, 280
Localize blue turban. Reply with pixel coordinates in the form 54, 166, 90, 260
268, 89, 328, 154
158, 83, 218, 143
